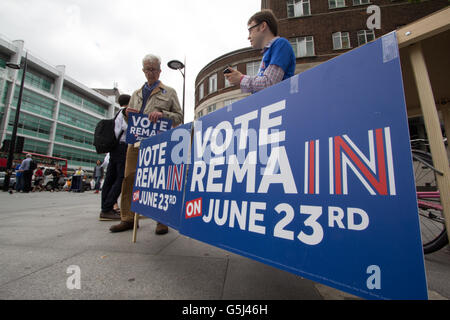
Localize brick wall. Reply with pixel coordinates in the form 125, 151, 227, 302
194, 0, 449, 109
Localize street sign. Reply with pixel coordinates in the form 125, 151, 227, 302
179, 33, 428, 300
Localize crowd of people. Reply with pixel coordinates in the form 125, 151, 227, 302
12, 158, 97, 193
8, 9, 295, 237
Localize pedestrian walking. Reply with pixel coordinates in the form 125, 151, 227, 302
93, 160, 103, 194
32, 166, 44, 192
51, 163, 63, 192
14, 163, 23, 192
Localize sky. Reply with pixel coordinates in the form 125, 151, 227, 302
0, 0, 261, 122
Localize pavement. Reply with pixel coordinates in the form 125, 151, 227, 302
0, 191, 449, 300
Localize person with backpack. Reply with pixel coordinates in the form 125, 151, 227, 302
18, 154, 35, 193
99, 94, 130, 221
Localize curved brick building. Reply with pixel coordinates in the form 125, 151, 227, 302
194, 0, 448, 119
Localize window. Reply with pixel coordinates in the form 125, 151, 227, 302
0, 56, 7, 69
224, 98, 238, 107
246, 61, 260, 77
55, 124, 95, 150
62, 87, 107, 117
58, 104, 99, 132
289, 36, 315, 58
83, 100, 108, 117
353, 0, 370, 5
329, 0, 345, 9
208, 74, 217, 94
207, 104, 216, 114
12, 87, 55, 118
198, 83, 204, 101
224, 76, 230, 88
197, 109, 204, 118
332, 32, 351, 50
8, 112, 52, 139
4, 134, 49, 155
19, 68, 53, 93
357, 30, 375, 46
23, 138, 49, 155
287, 0, 310, 18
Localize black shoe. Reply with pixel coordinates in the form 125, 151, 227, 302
99, 210, 121, 221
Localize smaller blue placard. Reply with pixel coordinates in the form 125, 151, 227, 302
130, 122, 192, 230
126, 112, 172, 145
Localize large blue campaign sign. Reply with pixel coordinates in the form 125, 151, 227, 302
131, 122, 191, 230
180, 33, 428, 300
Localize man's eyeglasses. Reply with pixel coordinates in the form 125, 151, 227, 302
143, 67, 160, 73
247, 22, 262, 33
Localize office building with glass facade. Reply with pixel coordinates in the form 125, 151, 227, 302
0, 37, 118, 172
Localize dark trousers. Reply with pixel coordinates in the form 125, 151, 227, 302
94, 176, 102, 190
23, 170, 32, 192
101, 143, 127, 212
15, 175, 23, 191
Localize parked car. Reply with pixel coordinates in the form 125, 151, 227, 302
41, 167, 65, 191
0, 171, 16, 189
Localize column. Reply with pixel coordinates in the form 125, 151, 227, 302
0, 40, 24, 144
47, 65, 65, 156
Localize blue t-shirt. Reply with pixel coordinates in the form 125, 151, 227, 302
258, 37, 296, 80
15, 164, 22, 177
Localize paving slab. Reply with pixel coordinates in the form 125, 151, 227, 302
0, 245, 84, 286
0, 191, 449, 300
0, 249, 227, 300
221, 257, 322, 300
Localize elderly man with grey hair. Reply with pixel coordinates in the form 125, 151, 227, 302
110, 54, 183, 234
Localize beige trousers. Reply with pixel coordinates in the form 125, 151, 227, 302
119, 145, 139, 222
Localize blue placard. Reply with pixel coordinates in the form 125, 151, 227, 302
180, 33, 428, 300
131, 122, 192, 230
126, 112, 172, 145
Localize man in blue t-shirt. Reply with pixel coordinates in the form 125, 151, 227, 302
14, 163, 23, 192
225, 9, 296, 94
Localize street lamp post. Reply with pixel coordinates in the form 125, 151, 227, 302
2, 52, 27, 191
167, 59, 185, 123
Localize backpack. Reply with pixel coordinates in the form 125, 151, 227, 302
29, 159, 37, 171
93, 109, 125, 154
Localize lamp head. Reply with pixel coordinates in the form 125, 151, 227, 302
5, 62, 21, 70
167, 60, 184, 70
